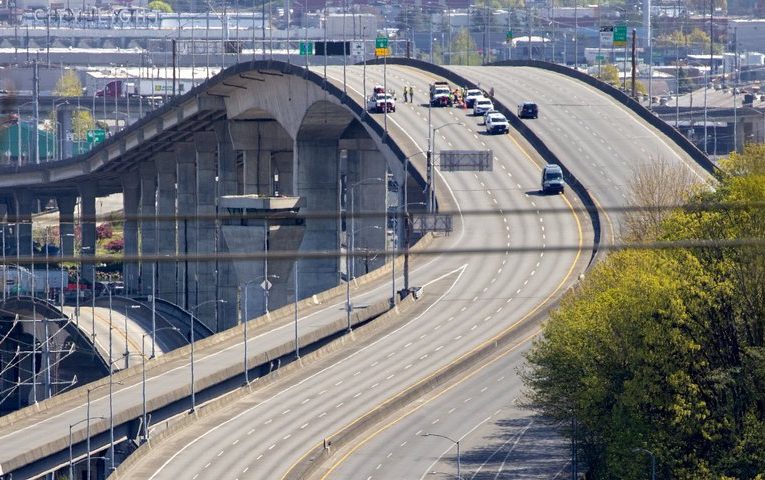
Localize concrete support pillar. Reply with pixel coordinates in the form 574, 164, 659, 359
79, 185, 97, 285
56, 195, 76, 259
14, 190, 33, 276
296, 140, 340, 296
176, 143, 197, 310
155, 152, 177, 304
139, 161, 156, 296
194, 131, 219, 331
227, 120, 260, 196
241, 150, 263, 195
215, 121, 239, 330
122, 172, 140, 295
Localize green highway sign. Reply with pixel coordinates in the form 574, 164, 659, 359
595, 54, 605, 61
506, 30, 513, 41
613, 24, 627, 47
299, 41, 314, 56
375, 36, 388, 49
86, 129, 106, 144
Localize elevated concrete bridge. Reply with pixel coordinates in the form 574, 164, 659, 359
0, 59, 407, 325
0, 60, 420, 422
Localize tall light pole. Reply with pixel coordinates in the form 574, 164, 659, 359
86, 383, 110, 480
293, 259, 299, 358
421, 432, 461, 480
633, 447, 656, 480
402, 151, 426, 292
349, 178, 384, 279
69, 416, 104, 480
239, 278, 275, 384
141, 327, 178, 442
123, 304, 141, 368
427, 122, 464, 214
189, 299, 225, 411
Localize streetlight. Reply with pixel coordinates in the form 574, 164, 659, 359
427, 122, 464, 214
141, 327, 179, 442
52, 99, 69, 161
69, 416, 104, 480
239, 277, 276, 384
421, 432, 461, 480
189, 299, 225, 411
348, 177, 384, 280
105, 368, 125, 474
633, 447, 656, 480
123, 304, 141, 368
86, 383, 110, 480
401, 151, 427, 292
352, 225, 382, 278
344, 177, 383, 332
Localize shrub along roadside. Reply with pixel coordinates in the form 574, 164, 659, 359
523, 145, 765, 479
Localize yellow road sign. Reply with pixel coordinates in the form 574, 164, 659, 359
375, 47, 390, 57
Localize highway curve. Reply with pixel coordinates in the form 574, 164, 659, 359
117, 63, 588, 479
298, 64, 718, 480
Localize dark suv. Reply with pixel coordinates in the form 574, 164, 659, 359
518, 101, 539, 119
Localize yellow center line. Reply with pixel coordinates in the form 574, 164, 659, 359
281, 70, 588, 479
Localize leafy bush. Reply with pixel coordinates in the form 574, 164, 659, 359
97, 223, 113, 240
103, 239, 124, 253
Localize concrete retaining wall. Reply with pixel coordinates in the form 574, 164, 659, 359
109, 293, 420, 479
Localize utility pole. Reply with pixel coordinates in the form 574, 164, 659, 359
172, 39, 177, 97
33, 59, 39, 164
631, 28, 637, 98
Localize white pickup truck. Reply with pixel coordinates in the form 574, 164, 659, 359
367, 85, 396, 113
368, 92, 396, 113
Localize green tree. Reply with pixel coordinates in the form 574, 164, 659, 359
524, 146, 765, 478
148, 0, 173, 13
54, 70, 83, 97
596, 64, 620, 85
449, 28, 482, 66
50, 70, 95, 153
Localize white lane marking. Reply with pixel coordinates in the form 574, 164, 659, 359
149, 264, 470, 479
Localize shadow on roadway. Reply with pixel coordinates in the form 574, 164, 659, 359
442, 415, 571, 479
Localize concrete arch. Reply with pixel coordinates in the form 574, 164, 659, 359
0, 61, 412, 333
0, 297, 108, 413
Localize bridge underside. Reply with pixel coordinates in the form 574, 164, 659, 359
0, 62, 402, 407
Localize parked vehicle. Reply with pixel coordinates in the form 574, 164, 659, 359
367, 92, 396, 113
485, 112, 510, 134
483, 109, 500, 124
518, 101, 539, 119
464, 89, 484, 108
473, 97, 494, 116
541, 164, 565, 194
430, 81, 452, 107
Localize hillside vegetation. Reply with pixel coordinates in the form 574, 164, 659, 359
524, 145, 765, 479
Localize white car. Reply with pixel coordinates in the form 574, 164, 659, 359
473, 97, 494, 116
483, 109, 500, 123
367, 93, 396, 113
464, 89, 484, 107
485, 112, 510, 134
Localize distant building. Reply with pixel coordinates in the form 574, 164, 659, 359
728, 19, 765, 53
